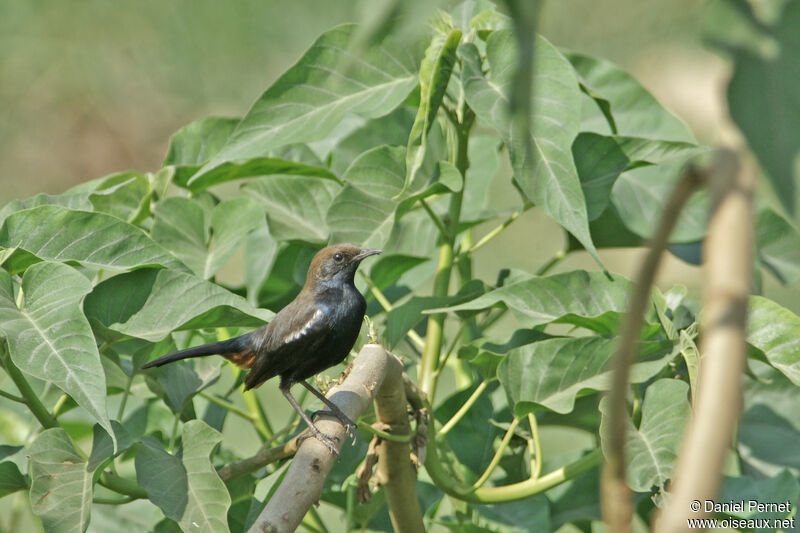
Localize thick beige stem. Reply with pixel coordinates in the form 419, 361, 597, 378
248, 343, 393, 533
654, 151, 754, 533
373, 353, 425, 533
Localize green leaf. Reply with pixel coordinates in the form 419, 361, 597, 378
148, 358, 221, 413
0, 192, 92, 228
84, 268, 273, 342
428, 270, 641, 334
327, 145, 406, 249
197, 24, 424, 178
29, 428, 93, 533
368, 254, 429, 290
747, 295, 800, 386
0, 263, 112, 437
719, 471, 799, 520
186, 158, 339, 193
0, 205, 184, 272
460, 32, 601, 265
244, 220, 279, 305
756, 207, 800, 284
137, 421, 231, 533
243, 175, 341, 243
386, 280, 487, 347
611, 162, 711, 242
87, 171, 152, 223
599, 379, 690, 492
87, 421, 133, 472
136, 436, 189, 523
726, 1, 800, 216
498, 337, 675, 414
405, 14, 461, 192
163, 116, 239, 186
152, 197, 263, 279
573, 133, 703, 221
462, 135, 501, 220
0, 461, 27, 498
567, 53, 695, 142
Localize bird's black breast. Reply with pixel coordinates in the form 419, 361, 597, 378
242, 283, 366, 389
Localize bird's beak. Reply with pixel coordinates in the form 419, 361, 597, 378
354, 249, 382, 261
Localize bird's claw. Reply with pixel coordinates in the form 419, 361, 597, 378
297, 429, 340, 456
312, 409, 357, 442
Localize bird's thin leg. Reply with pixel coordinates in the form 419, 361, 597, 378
300, 381, 357, 439
280, 385, 339, 455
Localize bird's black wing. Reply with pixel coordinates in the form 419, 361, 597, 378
243, 299, 334, 389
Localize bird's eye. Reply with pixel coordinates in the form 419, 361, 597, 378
333, 253, 344, 262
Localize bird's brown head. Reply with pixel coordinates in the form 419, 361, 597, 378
305, 244, 381, 286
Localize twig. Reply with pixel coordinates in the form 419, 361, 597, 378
653, 151, 753, 533
217, 439, 298, 483
602, 164, 704, 533
248, 344, 413, 533
472, 417, 520, 489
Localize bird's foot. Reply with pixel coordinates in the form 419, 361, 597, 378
312, 409, 357, 441
297, 428, 340, 456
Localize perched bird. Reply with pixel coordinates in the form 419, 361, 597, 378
142, 243, 381, 453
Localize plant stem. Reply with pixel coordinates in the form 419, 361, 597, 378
472, 418, 520, 489
97, 472, 148, 499
0, 388, 24, 403
603, 165, 703, 533
200, 391, 256, 422
420, 198, 448, 238
168, 413, 180, 452
116, 373, 134, 420
242, 390, 273, 441
527, 413, 542, 479
52, 394, 69, 417
438, 380, 488, 437
358, 421, 413, 443
0, 348, 58, 429
93, 496, 135, 505
467, 211, 521, 254
535, 249, 566, 276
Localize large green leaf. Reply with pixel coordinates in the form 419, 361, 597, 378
196, 24, 424, 179
243, 175, 341, 243
327, 145, 461, 249
28, 429, 94, 533
0, 192, 91, 228
0, 262, 112, 437
460, 32, 601, 265
86, 171, 152, 223
498, 337, 674, 414
405, 13, 461, 192
0, 205, 184, 271
567, 53, 695, 142
84, 268, 273, 342
152, 197, 263, 279
0, 461, 27, 498
163, 116, 239, 186
136, 422, 231, 533
726, 0, 800, 216
573, 133, 703, 221
719, 471, 798, 521
599, 379, 690, 492
747, 295, 800, 386
428, 270, 642, 334
756, 207, 800, 284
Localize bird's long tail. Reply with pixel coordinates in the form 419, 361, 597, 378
141, 336, 254, 369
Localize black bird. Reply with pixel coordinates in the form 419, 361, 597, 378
142, 243, 381, 453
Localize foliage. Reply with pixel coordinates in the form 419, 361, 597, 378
0, 1, 798, 531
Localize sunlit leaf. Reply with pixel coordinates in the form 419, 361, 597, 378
243, 175, 341, 243
152, 197, 263, 279
84, 268, 273, 342
599, 379, 690, 492
755, 207, 800, 284
747, 296, 800, 386
0, 205, 184, 272
28, 429, 93, 533
0, 262, 112, 437
499, 337, 674, 414
196, 24, 424, 179
429, 270, 646, 334
460, 32, 601, 265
